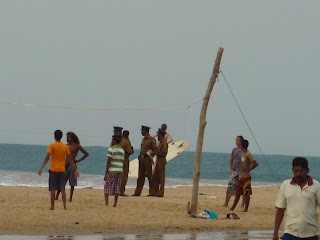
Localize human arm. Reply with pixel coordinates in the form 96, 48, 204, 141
75, 145, 89, 163
152, 133, 158, 138
249, 159, 258, 171
229, 156, 234, 173
38, 153, 51, 176
273, 208, 285, 240
104, 157, 112, 181
123, 140, 133, 156
165, 133, 173, 144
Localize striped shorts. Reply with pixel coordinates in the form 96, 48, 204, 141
104, 173, 122, 195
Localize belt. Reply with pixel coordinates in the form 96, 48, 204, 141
140, 154, 149, 158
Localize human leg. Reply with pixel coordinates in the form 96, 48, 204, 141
156, 158, 166, 197
50, 191, 55, 210
223, 172, 239, 207
133, 158, 146, 196
61, 190, 67, 210
120, 158, 129, 196
230, 194, 241, 211
69, 186, 75, 202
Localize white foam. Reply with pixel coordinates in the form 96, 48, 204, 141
0, 170, 278, 189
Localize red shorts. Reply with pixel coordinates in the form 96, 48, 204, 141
236, 177, 252, 196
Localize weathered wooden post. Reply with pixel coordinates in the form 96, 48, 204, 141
190, 47, 224, 216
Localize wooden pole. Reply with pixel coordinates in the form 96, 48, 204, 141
190, 47, 224, 216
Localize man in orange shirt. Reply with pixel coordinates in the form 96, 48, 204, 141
38, 130, 79, 210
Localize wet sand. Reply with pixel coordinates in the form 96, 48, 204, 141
0, 185, 280, 236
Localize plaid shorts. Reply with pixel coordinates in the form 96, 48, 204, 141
104, 173, 122, 195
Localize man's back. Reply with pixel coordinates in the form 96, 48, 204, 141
48, 141, 70, 172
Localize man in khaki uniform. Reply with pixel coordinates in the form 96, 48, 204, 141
132, 125, 156, 196
119, 130, 134, 196
150, 128, 168, 197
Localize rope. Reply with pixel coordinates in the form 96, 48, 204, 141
219, 69, 280, 187
0, 101, 191, 112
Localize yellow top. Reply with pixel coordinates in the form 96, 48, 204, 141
47, 141, 70, 172
275, 177, 320, 238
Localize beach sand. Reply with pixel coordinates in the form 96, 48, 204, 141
0, 185, 280, 236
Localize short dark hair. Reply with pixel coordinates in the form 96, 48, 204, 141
241, 139, 249, 149
123, 130, 129, 137
54, 130, 63, 141
67, 131, 80, 144
292, 157, 308, 169
112, 134, 122, 144
237, 135, 244, 142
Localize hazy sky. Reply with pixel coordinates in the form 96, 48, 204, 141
1, 1, 320, 156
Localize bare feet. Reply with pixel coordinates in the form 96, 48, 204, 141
69, 199, 72, 202
230, 208, 234, 211
64, 207, 68, 210
222, 204, 228, 207
54, 197, 58, 200
113, 204, 117, 207
49, 207, 54, 210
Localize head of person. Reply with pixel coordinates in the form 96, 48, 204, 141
113, 126, 123, 136
54, 130, 63, 141
161, 124, 167, 131
123, 130, 129, 138
236, 135, 244, 147
66, 131, 80, 144
141, 125, 150, 136
157, 128, 166, 141
241, 139, 249, 150
112, 134, 122, 145
292, 157, 309, 184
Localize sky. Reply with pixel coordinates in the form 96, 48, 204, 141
1, 1, 320, 156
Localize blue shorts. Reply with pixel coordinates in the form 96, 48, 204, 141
283, 233, 318, 240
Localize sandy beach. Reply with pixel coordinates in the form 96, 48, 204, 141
0, 185, 281, 236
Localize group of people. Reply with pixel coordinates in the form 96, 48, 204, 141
38, 130, 89, 210
223, 135, 259, 212
223, 136, 320, 240
37, 129, 320, 240
105, 124, 171, 207
38, 124, 172, 209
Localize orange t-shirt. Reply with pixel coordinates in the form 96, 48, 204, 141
47, 141, 70, 172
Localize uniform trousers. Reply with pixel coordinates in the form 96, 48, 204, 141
134, 156, 153, 196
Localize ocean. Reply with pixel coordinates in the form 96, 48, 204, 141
1, 143, 320, 189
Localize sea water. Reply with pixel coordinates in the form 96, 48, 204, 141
1, 143, 320, 188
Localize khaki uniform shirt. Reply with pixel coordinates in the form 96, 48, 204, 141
140, 134, 156, 156
157, 140, 168, 159
120, 137, 133, 158
275, 177, 320, 238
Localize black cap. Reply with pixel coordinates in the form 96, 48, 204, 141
112, 134, 122, 141
113, 126, 123, 132
141, 125, 151, 131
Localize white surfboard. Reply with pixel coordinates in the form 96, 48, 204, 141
128, 141, 189, 178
